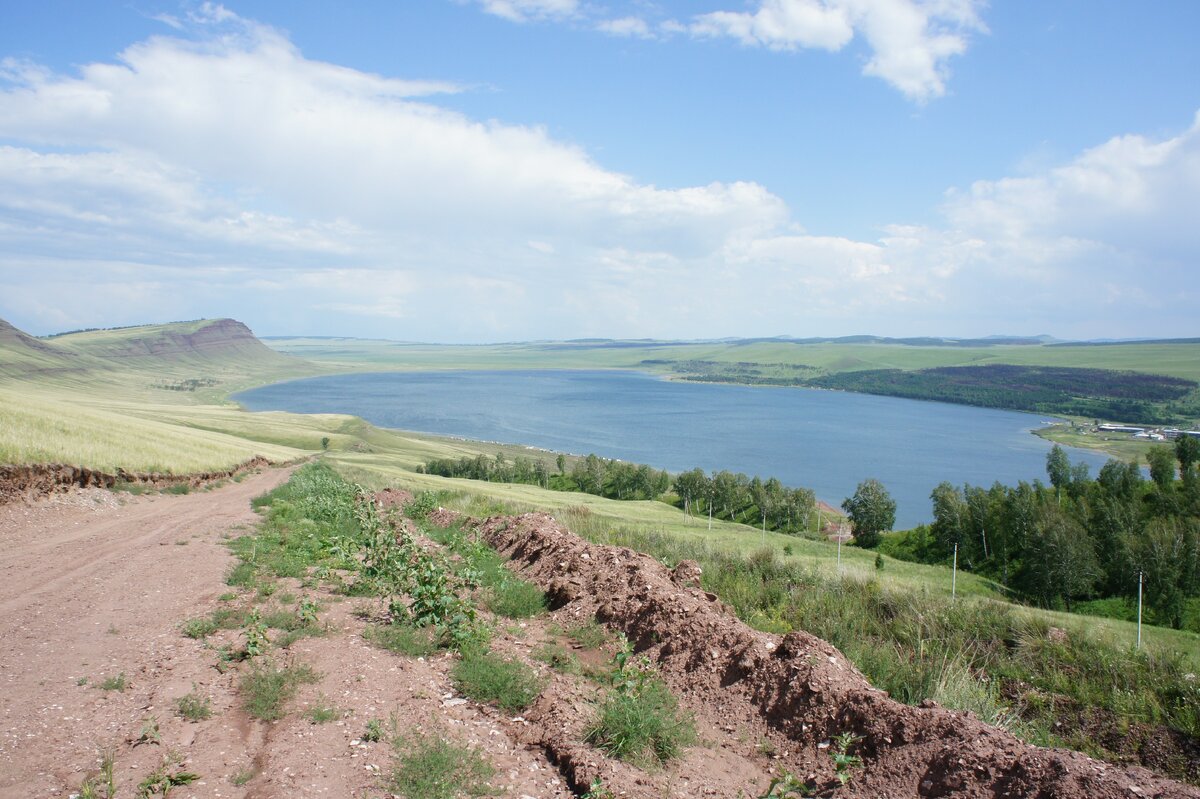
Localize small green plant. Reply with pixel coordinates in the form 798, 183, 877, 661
78, 750, 117, 799
163, 483, 191, 495
242, 610, 269, 657
225, 561, 255, 588
175, 685, 212, 722
582, 778, 617, 799
100, 672, 128, 692
451, 648, 542, 711
363, 718, 385, 743
230, 769, 255, 786
297, 597, 320, 624
758, 770, 811, 798
77, 676, 89, 686
364, 622, 438, 657
239, 661, 319, 721
390, 729, 493, 799
566, 618, 609, 650
137, 752, 198, 797
181, 616, 218, 639
304, 696, 340, 724
535, 641, 581, 674
219, 592, 237, 601
134, 717, 162, 746
829, 732, 863, 787
404, 490, 440, 521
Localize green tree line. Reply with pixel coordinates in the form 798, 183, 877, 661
883, 437, 1200, 629
419, 453, 822, 535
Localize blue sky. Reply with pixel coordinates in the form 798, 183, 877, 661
0, 1, 1197, 341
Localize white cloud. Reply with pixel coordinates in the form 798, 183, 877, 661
0, 13, 1195, 341
597, 16, 654, 39
478, 0, 579, 23
688, 0, 986, 101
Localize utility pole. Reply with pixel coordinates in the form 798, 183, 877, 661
952, 543, 958, 600
1137, 570, 1143, 650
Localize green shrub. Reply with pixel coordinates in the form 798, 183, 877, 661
181, 616, 218, 639
451, 648, 541, 711
175, 686, 213, 722
225, 561, 256, 588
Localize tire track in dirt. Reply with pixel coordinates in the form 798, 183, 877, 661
0, 468, 293, 799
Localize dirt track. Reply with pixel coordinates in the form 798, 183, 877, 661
0, 470, 294, 798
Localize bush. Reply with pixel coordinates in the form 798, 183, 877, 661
240, 662, 319, 721
486, 578, 546, 619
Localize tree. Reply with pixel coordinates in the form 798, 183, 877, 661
929, 482, 966, 559
556, 453, 566, 476
1046, 445, 1070, 496
1015, 504, 1101, 611
1147, 446, 1176, 491
841, 479, 896, 549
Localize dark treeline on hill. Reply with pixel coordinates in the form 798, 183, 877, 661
419, 453, 820, 535
662, 361, 1199, 425
809, 365, 1197, 423
882, 438, 1200, 631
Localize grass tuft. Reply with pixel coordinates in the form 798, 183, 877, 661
390, 730, 494, 799
239, 661, 319, 721
451, 648, 541, 711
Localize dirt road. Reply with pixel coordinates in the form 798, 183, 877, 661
0, 470, 293, 798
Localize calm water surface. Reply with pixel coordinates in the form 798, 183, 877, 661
235, 370, 1109, 528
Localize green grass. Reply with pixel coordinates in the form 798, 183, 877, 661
175, 686, 213, 722
585, 678, 697, 766
485, 578, 547, 618
99, 672, 127, 692
365, 622, 439, 657
389, 730, 494, 799
181, 615, 219, 639
450, 648, 542, 712
304, 697, 340, 724
239, 661, 320, 721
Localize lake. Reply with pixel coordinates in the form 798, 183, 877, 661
234, 369, 1111, 528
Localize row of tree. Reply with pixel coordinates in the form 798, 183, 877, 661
886, 437, 1200, 628
419, 453, 825, 535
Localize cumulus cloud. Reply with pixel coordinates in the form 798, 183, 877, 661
687, 0, 986, 101
0, 11, 1195, 341
477, 0, 579, 23
597, 16, 654, 39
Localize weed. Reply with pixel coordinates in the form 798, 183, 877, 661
829, 732, 863, 787
486, 577, 546, 619
565, 618, 609, 650
242, 610, 269, 657
225, 561, 255, 588
239, 661, 320, 721
77, 676, 88, 686
363, 718, 385, 743
451, 648, 541, 711
163, 483, 191, 495
364, 622, 438, 657
78, 750, 117, 799
230, 769, 255, 786
582, 778, 617, 799
100, 672, 127, 692
175, 686, 212, 722
389, 729, 493, 799
277, 591, 297, 604
137, 752, 198, 797
133, 717, 162, 746
584, 641, 696, 766
218, 592, 237, 601
181, 616, 218, 639
256, 581, 278, 599
304, 696, 340, 724
297, 597, 320, 624
535, 641, 581, 674
758, 770, 810, 798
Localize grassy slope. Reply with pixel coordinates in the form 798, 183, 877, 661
267, 337, 1200, 382
2, 319, 1196, 666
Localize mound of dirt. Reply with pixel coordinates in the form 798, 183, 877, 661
0, 456, 272, 505
472, 512, 1200, 799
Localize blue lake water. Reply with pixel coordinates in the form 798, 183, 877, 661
234, 369, 1111, 528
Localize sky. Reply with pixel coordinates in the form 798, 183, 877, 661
0, 1, 1197, 342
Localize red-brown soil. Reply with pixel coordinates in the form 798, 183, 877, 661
1, 475, 1197, 799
